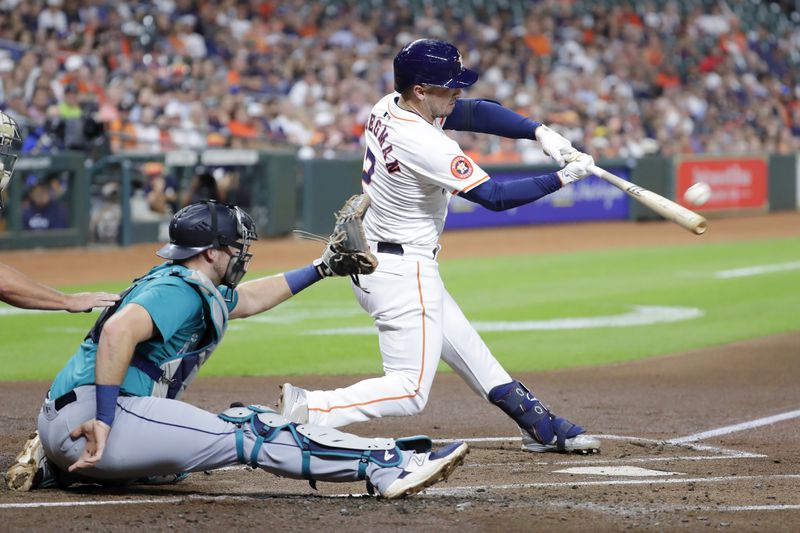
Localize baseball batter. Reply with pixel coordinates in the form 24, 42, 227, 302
280, 39, 600, 454
6, 201, 467, 498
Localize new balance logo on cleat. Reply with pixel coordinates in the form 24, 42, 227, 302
381, 442, 468, 499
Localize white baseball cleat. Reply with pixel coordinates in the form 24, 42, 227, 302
5, 431, 58, 491
278, 383, 309, 424
520, 429, 601, 454
380, 442, 468, 499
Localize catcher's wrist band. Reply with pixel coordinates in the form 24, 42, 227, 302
284, 263, 323, 295
95, 384, 120, 426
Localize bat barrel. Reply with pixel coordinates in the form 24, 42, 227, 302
587, 164, 707, 235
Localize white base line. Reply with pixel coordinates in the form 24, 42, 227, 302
668, 409, 800, 444
433, 434, 765, 459
424, 474, 800, 496
464, 455, 759, 468
720, 505, 800, 511
6, 477, 800, 510
1, 498, 184, 509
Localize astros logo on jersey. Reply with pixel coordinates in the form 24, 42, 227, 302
450, 156, 473, 179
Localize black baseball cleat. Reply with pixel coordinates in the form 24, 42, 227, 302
5, 432, 59, 491
380, 442, 468, 499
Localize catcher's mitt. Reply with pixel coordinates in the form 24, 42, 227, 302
319, 194, 378, 279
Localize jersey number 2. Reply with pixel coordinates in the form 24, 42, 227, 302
362, 148, 401, 184
362, 148, 376, 184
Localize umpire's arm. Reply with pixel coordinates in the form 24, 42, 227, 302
0, 261, 119, 312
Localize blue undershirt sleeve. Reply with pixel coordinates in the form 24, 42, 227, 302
460, 173, 562, 211
444, 99, 542, 139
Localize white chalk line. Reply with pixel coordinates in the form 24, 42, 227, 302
547, 500, 800, 516
669, 409, 800, 444
424, 474, 800, 496
6, 476, 799, 510
462, 455, 759, 469
432, 434, 765, 459
4, 413, 792, 510
714, 261, 800, 279
0, 498, 184, 509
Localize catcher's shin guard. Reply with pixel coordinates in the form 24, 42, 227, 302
488, 380, 599, 454
219, 404, 433, 488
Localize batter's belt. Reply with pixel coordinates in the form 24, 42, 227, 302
371, 241, 441, 260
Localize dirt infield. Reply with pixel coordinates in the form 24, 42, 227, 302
1, 212, 799, 531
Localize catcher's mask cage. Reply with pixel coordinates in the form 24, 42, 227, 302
0, 111, 23, 211
393, 38, 479, 93
156, 200, 257, 289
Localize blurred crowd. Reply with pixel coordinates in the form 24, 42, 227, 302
0, 0, 798, 165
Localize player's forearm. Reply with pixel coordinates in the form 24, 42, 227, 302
460, 173, 562, 211
0, 263, 70, 310
231, 273, 296, 319
444, 99, 542, 139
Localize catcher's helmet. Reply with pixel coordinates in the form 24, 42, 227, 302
0, 110, 23, 211
157, 201, 257, 287
393, 39, 478, 93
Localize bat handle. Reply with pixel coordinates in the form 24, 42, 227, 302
587, 164, 608, 178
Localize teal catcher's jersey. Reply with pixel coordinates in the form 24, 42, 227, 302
50, 263, 237, 399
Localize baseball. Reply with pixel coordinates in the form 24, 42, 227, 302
684, 182, 712, 206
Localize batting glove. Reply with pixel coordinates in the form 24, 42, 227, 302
556, 152, 595, 186
535, 124, 578, 167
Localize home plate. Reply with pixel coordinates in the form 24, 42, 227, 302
555, 466, 684, 477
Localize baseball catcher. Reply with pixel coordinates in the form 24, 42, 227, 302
6, 200, 466, 497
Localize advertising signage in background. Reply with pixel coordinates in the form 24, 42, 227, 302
675, 156, 768, 211
445, 169, 629, 230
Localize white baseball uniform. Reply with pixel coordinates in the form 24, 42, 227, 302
305, 93, 513, 427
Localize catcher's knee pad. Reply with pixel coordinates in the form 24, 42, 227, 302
219, 404, 291, 467
489, 380, 584, 448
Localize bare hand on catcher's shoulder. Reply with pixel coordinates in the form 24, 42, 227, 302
66, 292, 120, 313
556, 152, 596, 186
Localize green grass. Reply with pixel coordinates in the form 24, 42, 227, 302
1, 237, 799, 381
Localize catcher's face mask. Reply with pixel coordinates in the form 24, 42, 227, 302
0, 111, 22, 211
220, 205, 256, 289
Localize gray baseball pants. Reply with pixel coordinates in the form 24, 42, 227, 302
37, 385, 408, 492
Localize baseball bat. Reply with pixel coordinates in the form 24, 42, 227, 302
588, 164, 707, 235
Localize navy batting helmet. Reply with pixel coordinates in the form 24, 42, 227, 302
393, 39, 478, 93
